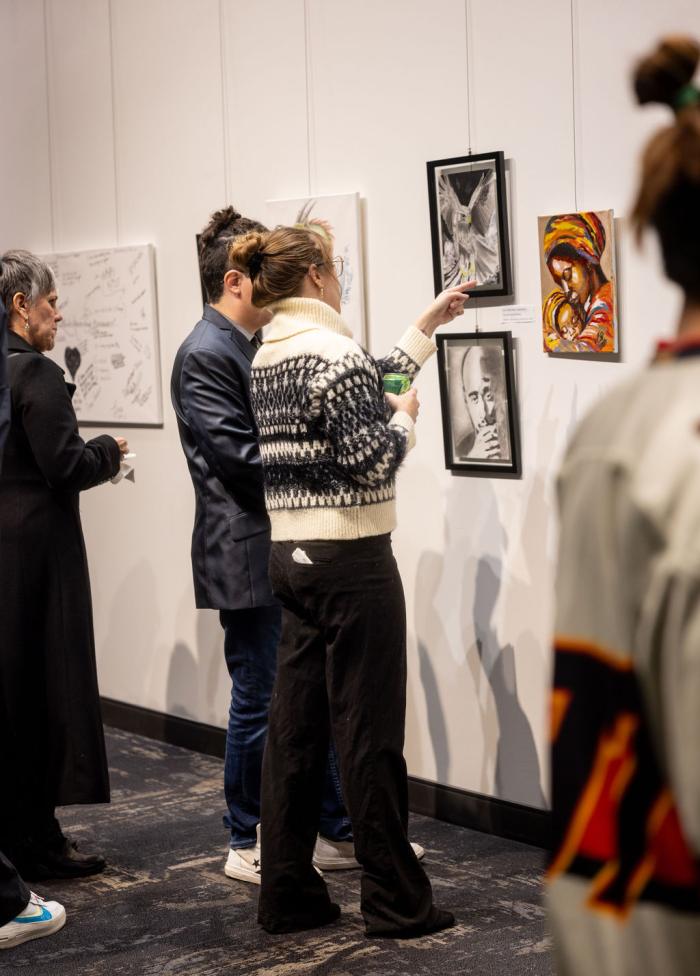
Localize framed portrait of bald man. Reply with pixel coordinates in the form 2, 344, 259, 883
436, 332, 521, 475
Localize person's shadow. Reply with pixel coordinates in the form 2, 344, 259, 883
472, 555, 546, 807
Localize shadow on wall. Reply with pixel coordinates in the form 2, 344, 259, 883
415, 551, 452, 785
413, 467, 549, 808
166, 599, 225, 726
472, 555, 546, 808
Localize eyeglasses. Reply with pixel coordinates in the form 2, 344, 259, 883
330, 255, 344, 278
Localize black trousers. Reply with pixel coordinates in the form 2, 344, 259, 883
0, 802, 63, 870
258, 534, 437, 935
0, 852, 29, 926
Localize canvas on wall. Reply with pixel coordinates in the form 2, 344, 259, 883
436, 332, 520, 476
538, 209, 618, 354
265, 192, 366, 345
41, 245, 163, 426
427, 151, 512, 299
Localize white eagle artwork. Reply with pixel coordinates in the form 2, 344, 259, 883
438, 169, 500, 289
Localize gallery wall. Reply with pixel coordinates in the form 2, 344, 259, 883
1, 0, 697, 811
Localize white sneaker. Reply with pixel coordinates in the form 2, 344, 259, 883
312, 836, 425, 870
0, 892, 66, 949
224, 825, 324, 884
224, 823, 261, 885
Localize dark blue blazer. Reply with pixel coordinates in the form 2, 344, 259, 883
171, 305, 274, 610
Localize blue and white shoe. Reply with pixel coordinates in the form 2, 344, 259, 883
0, 892, 66, 949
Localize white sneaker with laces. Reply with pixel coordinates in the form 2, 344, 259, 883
224, 824, 324, 884
0, 892, 66, 949
224, 824, 261, 885
312, 836, 425, 870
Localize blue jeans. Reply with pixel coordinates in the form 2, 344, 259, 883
220, 606, 352, 849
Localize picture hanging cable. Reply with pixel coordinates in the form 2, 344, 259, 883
463, 0, 479, 333
43, 0, 56, 251
218, 0, 232, 205
463, 0, 473, 156
303, 0, 313, 197
569, 0, 579, 211
107, 0, 121, 243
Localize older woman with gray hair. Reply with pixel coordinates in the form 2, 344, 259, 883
0, 250, 127, 882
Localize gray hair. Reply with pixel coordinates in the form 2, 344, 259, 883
0, 249, 56, 312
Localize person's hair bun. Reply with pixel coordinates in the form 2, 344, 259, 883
634, 36, 700, 108
228, 231, 266, 273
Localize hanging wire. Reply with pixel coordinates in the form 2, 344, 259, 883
107, 0, 121, 242
303, 0, 313, 196
463, 0, 479, 333
463, 0, 473, 156
570, 0, 579, 211
218, 0, 231, 205
42, 0, 56, 250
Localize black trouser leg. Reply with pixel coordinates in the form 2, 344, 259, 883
258, 564, 336, 932
260, 536, 440, 936
0, 852, 30, 926
318, 536, 435, 934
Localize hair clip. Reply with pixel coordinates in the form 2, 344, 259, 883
673, 83, 700, 111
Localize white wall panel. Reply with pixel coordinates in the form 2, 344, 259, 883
6, 0, 700, 810
77, 0, 231, 726
0, 0, 52, 250
45, 0, 117, 250
221, 0, 308, 218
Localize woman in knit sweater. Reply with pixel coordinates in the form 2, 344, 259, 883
230, 224, 470, 938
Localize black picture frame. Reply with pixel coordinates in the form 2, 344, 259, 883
427, 150, 512, 299
436, 331, 521, 476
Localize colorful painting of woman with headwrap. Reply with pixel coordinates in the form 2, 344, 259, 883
538, 210, 618, 353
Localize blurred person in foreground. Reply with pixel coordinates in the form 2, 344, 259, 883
0, 250, 128, 883
547, 36, 700, 976
231, 222, 470, 937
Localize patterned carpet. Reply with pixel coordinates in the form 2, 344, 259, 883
2, 729, 552, 975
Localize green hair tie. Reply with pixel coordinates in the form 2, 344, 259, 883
673, 84, 700, 111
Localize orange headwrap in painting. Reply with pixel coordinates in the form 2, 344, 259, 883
543, 212, 606, 265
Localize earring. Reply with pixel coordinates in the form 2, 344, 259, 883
23, 316, 30, 333
320, 285, 325, 299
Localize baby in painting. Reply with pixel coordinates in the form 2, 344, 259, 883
543, 292, 585, 350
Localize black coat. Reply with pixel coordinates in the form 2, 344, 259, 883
0, 332, 120, 807
171, 306, 274, 610
0, 304, 9, 465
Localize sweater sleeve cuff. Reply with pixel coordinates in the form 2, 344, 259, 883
396, 326, 437, 368
390, 410, 416, 452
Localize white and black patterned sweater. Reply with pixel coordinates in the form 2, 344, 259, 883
249, 297, 436, 541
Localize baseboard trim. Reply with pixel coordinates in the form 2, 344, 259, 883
101, 697, 550, 850
102, 696, 227, 760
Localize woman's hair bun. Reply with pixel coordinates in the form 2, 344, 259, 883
228, 231, 266, 272
634, 35, 700, 108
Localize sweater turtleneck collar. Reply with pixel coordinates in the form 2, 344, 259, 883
265, 297, 353, 343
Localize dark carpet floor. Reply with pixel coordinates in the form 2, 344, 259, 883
1, 728, 552, 975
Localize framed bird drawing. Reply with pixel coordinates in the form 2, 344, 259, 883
427, 150, 512, 299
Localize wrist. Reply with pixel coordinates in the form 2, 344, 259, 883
414, 313, 435, 338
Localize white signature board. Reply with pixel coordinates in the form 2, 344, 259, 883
41, 244, 162, 425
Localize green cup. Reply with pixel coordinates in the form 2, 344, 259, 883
383, 373, 411, 395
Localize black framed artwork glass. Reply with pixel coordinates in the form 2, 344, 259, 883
436, 332, 521, 475
427, 150, 512, 298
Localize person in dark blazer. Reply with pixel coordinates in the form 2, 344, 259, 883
0, 250, 128, 882
171, 208, 353, 885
